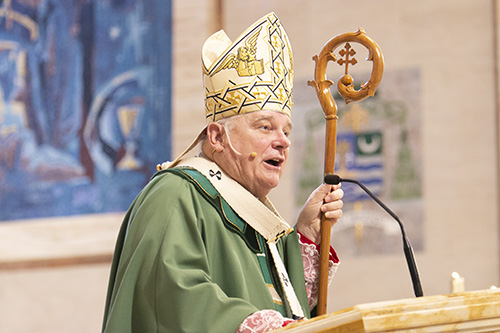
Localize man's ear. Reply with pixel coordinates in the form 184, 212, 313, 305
205, 122, 225, 151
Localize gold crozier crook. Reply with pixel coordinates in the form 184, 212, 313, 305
307, 28, 384, 316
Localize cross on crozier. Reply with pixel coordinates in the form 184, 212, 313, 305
337, 42, 357, 74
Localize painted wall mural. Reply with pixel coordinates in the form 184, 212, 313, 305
0, 0, 172, 221
293, 68, 423, 255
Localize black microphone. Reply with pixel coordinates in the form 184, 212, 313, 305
324, 174, 424, 298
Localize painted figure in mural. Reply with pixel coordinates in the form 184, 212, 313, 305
102, 13, 344, 332
0, 0, 172, 220
0, 0, 88, 219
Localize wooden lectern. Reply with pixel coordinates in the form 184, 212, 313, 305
275, 288, 500, 332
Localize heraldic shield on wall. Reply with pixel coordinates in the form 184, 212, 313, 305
294, 68, 423, 255
0, 0, 172, 221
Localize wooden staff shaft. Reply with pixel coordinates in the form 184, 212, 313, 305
310, 29, 384, 316
317, 115, 338, 316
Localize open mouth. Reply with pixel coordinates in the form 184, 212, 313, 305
265, 158, 282, 167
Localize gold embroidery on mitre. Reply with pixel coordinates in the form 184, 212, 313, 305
202, 13, 293, 123
212, 26, 265, 77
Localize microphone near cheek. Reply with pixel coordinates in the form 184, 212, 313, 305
224, 126, 258, 159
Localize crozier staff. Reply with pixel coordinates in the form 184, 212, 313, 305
102, 12, 344, 333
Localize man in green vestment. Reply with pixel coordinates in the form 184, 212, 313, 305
102, 12, 344, 333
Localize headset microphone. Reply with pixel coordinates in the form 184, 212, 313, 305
224, 125, 258, 159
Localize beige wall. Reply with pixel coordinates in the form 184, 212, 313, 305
1, 0, 499, 331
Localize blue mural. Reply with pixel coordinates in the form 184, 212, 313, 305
0, 0, 172, 221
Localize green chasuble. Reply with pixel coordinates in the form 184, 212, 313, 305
102, 166, 310, 333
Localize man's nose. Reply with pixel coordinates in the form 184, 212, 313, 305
272, 131, 291, 150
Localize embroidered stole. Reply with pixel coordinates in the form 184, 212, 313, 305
178, 157, 305, 319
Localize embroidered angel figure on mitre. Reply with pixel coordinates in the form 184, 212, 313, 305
213, 26, 265, 77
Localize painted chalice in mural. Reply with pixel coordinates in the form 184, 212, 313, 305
117, 104, 143, 170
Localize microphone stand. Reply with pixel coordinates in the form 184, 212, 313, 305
325, 174, 424, 298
